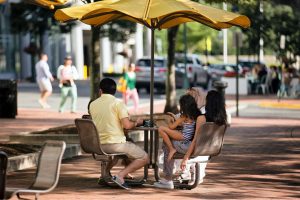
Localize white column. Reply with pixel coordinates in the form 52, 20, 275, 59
115, 42, 124, 73
145, 28, 151, 57
223, 2, 228, 64
71, 24, 84, 79
259, 38, 264, 62
20, 33, 31, 79
64, 33, 72, 55
100, 37, 111, 73
296, 56, 300, 70
135, 24, 144, 60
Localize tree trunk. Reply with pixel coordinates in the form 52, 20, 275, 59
90, 27, 102, 100
164, 26, 179, 113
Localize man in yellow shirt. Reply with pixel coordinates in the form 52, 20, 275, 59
89, 78, 149, 189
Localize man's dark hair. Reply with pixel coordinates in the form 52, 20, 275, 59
99, 78, 116, 95
39, 53, 47, 59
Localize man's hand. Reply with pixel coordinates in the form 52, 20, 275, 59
135, 118, 143, 126
121, 117, 143, 129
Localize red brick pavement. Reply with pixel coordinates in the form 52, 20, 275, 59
5, 116, 300, 199
2, 95, 300, 199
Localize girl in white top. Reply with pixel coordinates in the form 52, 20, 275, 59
57, 56, 79, 113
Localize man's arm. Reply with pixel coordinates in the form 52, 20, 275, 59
121, 117, 143, 130
43, 63, 54, 81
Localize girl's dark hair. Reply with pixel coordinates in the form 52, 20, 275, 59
205, 90, 227, 125
179, 94, 201, 120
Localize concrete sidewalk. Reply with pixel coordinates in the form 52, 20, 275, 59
1, 94, 299, 138
1, 94, 300, 199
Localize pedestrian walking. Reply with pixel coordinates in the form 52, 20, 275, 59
35, 53, 54, 108
123, 63, 139, 114
57, 56, 79, 113
278, 64, 292, 101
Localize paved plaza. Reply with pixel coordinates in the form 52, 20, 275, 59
1, 81, 300, 199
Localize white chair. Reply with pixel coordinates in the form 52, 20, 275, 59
5, 141, 66, 200
256, 75, 270, 94
173, 122, 227, 190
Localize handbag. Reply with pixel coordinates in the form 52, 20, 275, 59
117, 77, 127, 93
62, 80, 72, 87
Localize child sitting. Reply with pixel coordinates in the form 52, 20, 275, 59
158, 94, 201, 161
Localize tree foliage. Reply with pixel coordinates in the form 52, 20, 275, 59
82, 0, 136, 99
176, 22, 218, 54
10, 3, 52, 34
98, 21, 136, 43
83, 0, 136, 43
238, 0, 300, 63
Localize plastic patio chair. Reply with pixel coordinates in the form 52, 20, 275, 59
5, 140, 66, 200
173, 122, 227, 190
256, 75, 270, 94
0, 151, 8, 200
74, 118, 128, 185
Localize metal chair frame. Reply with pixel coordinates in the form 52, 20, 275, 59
74, 118, 128, 185
0, 151, 8, 200
5, 140, 66, 200
172, 122, 227, 190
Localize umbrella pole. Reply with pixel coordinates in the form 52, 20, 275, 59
150, 28, 154, 125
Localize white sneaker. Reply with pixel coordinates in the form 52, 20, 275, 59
154, 179, 174, 189
38, 99, 50, 109
43, 103, 51, 108
38, 99, 45, 108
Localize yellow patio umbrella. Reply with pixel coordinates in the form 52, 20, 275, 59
55, 0, 250, 122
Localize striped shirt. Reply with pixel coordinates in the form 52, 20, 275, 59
182, 121, 196, 141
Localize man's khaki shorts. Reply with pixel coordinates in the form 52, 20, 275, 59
101, 142, 147, 160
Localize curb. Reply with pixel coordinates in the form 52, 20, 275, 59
258, 102, 300, 110
7, 144, 81, 172
9, 134, 80, 144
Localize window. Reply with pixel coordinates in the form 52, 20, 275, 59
196, 58, 202, 65
136, 59, 165, 68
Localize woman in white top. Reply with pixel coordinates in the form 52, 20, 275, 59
57, 56, 79, 113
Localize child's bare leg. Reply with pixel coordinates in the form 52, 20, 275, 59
158, 127, 178, 161
167, 148, 177, 161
